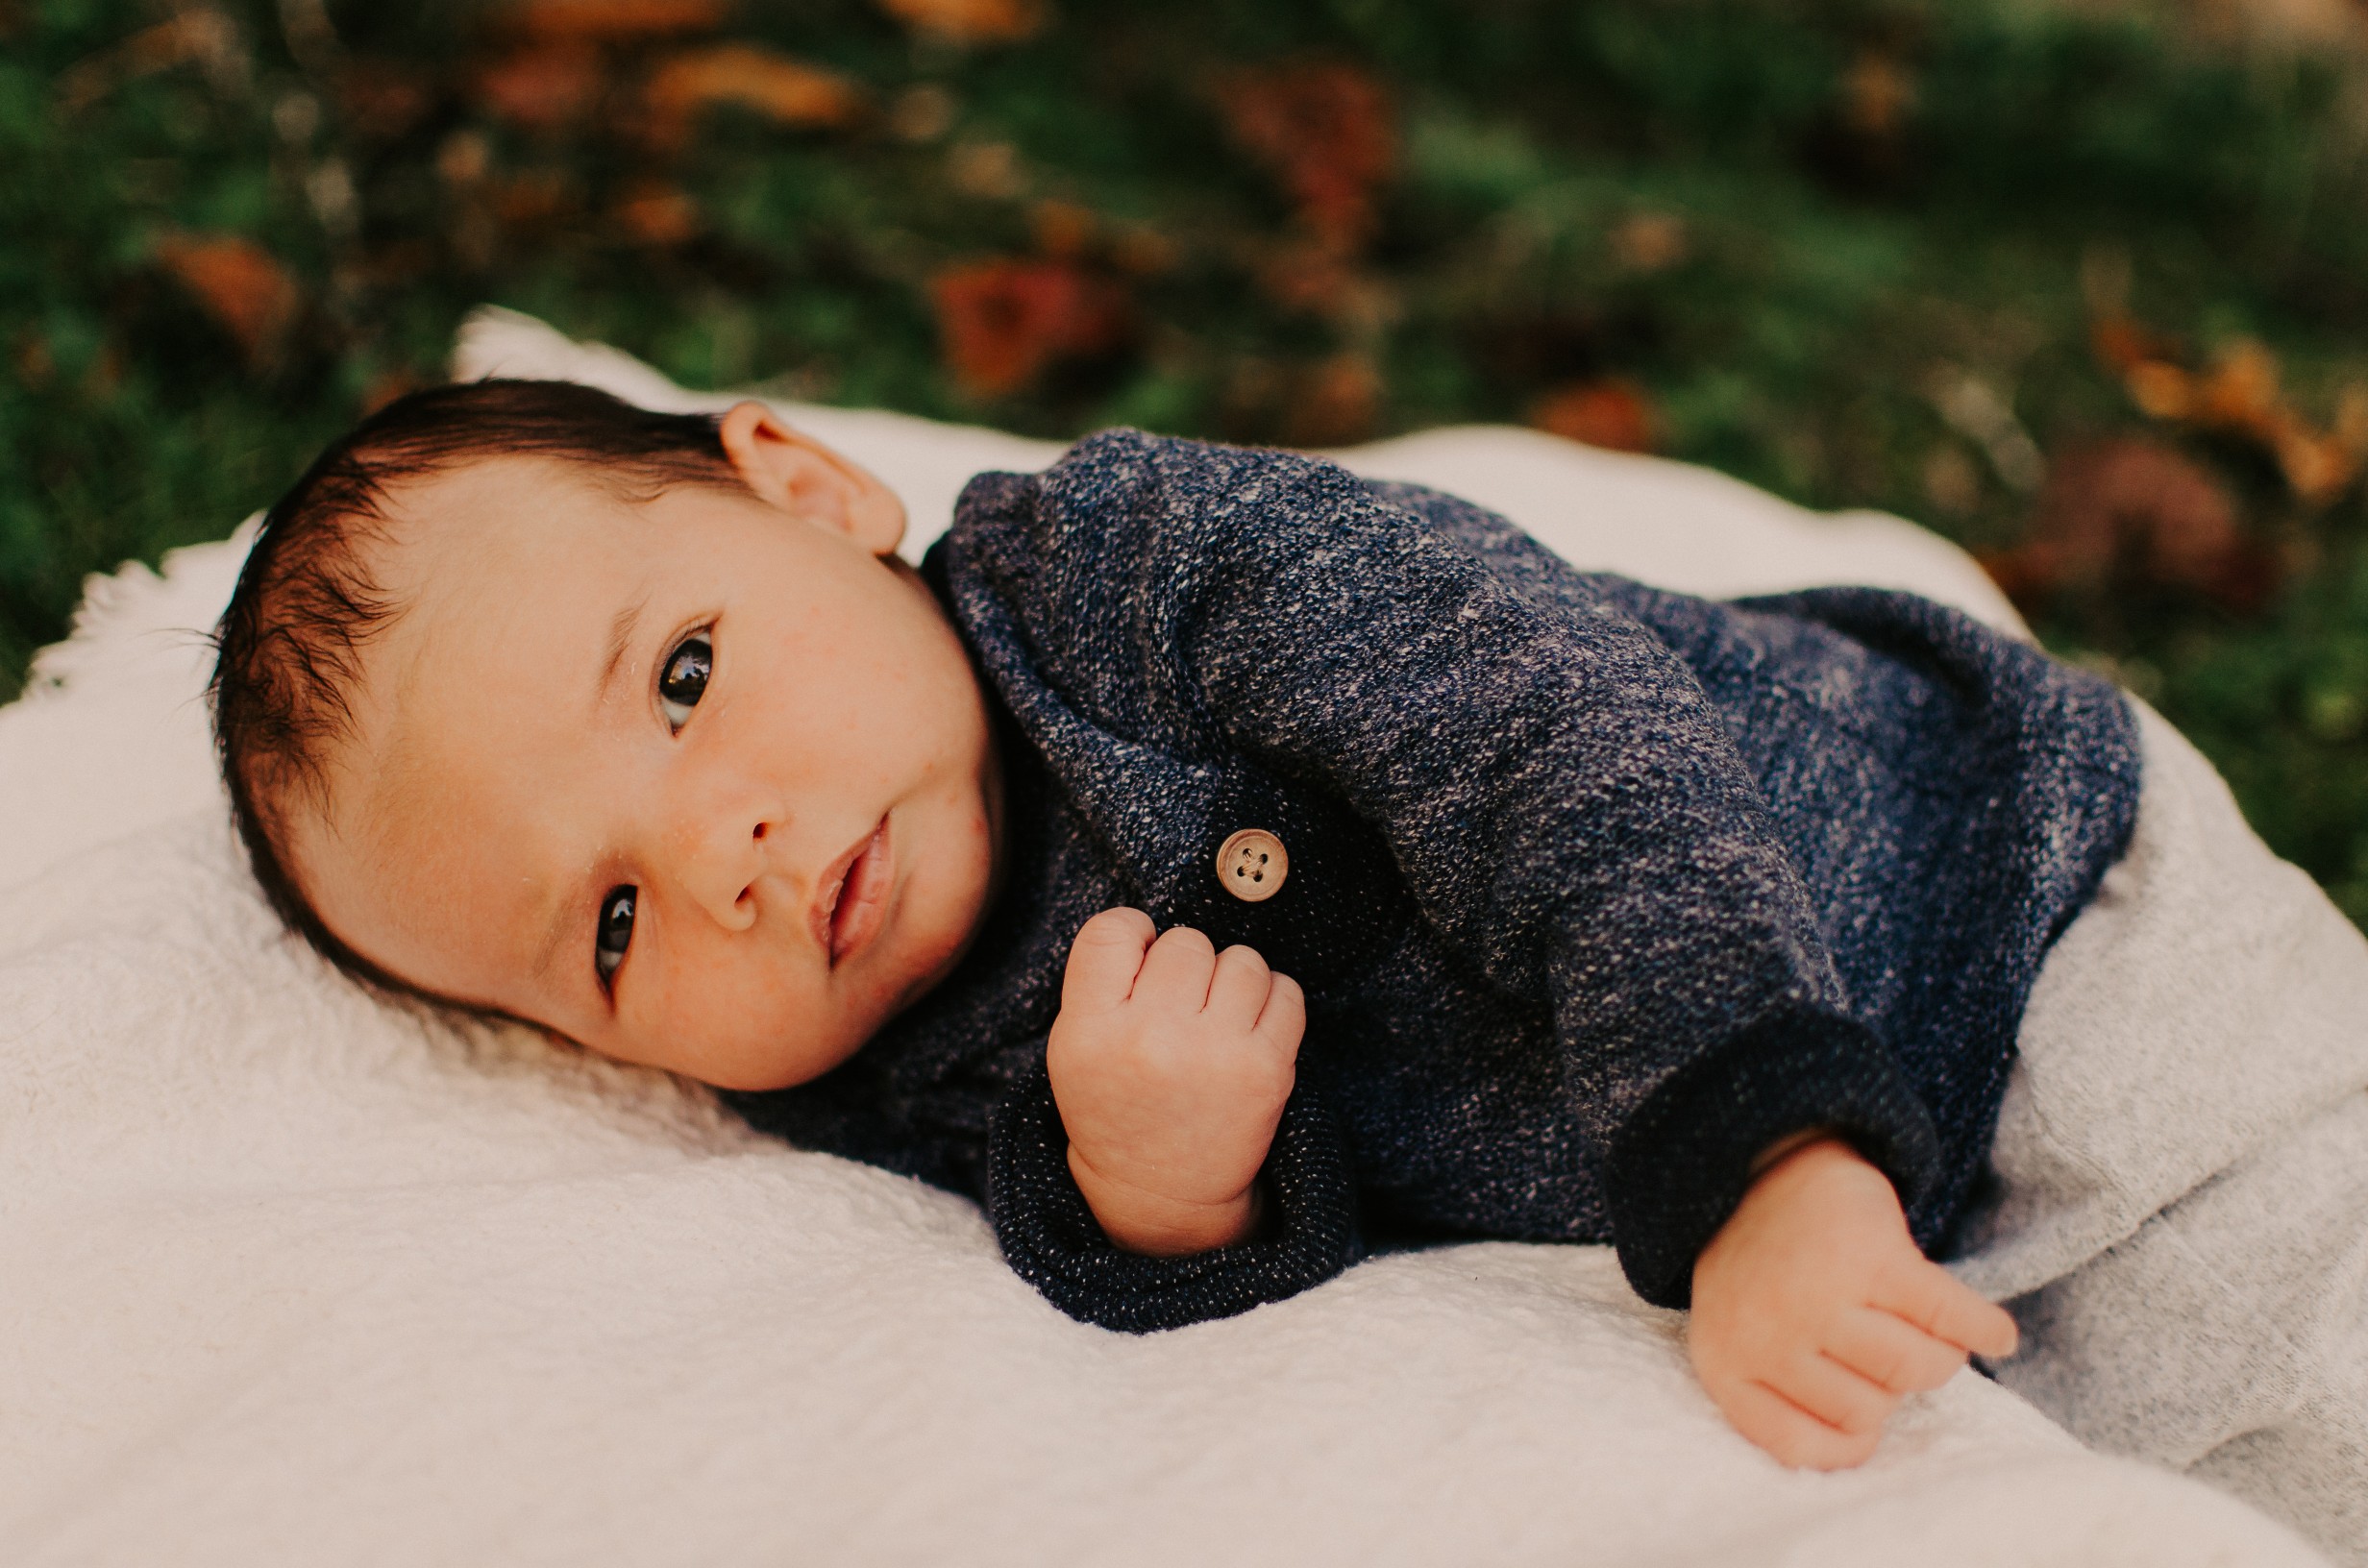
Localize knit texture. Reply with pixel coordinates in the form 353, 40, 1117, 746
728, 430, 2141, 1328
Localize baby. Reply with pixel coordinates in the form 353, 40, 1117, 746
210, 380, 2368, 1557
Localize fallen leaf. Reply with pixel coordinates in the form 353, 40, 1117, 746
2094, 318, 2367, 506
931, 257, 1127, 397
613, 180, 701, 245
511, 0, 728, 40
13, 331, 53, 390
1283, 353, 1382, 446
1841, 50, 1915, 136
1258, 248, 1395, 333
1530, 380, 1658, 453
1611, 212, 1689, 274
1984, 436, 2276, 611
153, 232, 301, 364
644, 45, 864, 147
474, 43, 604, 133
1029, 199, 1096, 260
2089, 313, 2179, 375
1218, 61, 1395, 252
873, 0, 1043, 44
493, 170, 577, 226
338, 61, 434, 141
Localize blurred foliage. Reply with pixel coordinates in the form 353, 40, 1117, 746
3, 0, 2366, 926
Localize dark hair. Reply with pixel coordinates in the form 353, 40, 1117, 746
208, 378, 745, 1001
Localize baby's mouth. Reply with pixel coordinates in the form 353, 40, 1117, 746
814, 816, 892, 968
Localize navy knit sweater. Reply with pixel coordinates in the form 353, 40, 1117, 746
726, 429, 2142, 1331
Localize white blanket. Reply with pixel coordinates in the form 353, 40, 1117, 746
0, 309, 2325, 1567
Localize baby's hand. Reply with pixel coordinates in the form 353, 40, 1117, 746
1689, 1137, 2019, 1469
1047, 907, 1306, 1257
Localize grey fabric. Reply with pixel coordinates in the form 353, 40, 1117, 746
1957, 704, 2368, 1562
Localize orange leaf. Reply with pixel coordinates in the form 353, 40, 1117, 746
1530, 380, 1658, 454
473, 43, 604, 132
153, 233, 301, 362
2100, 322, 2366, 507
873, 0, 1043, 44
931, 257, 1125, 397
613, 180, 702, 245
1218, 61, 1395, 252
643, 45, 864, 146
510, 0, 728, 40
2087, 312, 2185, 376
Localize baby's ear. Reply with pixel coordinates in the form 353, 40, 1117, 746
716, 401, 906, 556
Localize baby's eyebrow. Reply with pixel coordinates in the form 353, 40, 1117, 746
596, 593, 648, 713
530, 879, 579, 992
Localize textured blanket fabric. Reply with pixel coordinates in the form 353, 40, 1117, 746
0, 308, 2325, 1568
731, 429, 2140, 1326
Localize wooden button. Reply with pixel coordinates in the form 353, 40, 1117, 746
1216, 828, 1288, 902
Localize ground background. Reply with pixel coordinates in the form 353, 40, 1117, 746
5, 0, 2366, 927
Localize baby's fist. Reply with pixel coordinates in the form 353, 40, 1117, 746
1048, 908, 1306, 1257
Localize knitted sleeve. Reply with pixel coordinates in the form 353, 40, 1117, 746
985, 1067, 1361, 1333
965, 430, 1942, 1311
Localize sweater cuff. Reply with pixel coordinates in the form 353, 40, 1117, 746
986, 1066, 1360, 1333
1603, 1001, 1941, 1311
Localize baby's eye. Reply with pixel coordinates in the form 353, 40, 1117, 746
658, 634, 711, 731
596, 886, 636, 987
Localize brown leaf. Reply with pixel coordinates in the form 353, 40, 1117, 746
2089, 313, 2179, 375
1220, 354, 1383, 446
1529, 380, 1658, 454
474, 43, 604, 133
613, 180, 702, 245
931, 257, 1126, 398
338, 61, 434, 141
493, 170, 578, 227
153, 233, 301, 364
1282, 353, 1381, 446
509, 0, 728, 40
1841, 51, 1915, 137
1610, 212, 1689, 275
2095, 318, 2367, 507
643, 45, 865, 148
873, 0, 1044, 44
1986, 437, 2276, 611
13, 331, 54, 390
1028, 199, 1096, 261
1217, 61, 1395, 253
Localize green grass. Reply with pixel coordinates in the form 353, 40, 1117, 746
5, 0, 2366, 925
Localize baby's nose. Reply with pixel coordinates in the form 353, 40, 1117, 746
673, 799, 779, 931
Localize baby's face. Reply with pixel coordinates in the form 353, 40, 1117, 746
288, 406, 1003, 1090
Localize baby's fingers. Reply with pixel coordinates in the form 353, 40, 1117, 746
1825, 1304, 1970, 1395
1062, 908, 1156, 1012
1133, 922, 1219, 1010
1203, 943, 1272, 1026
1875, 1258, 2019, 1360
1769, 1351, 1900, 1437
1253, 971, 1305, 1061
1717, 1379, 1884, 1472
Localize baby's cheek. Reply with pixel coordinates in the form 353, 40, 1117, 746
649, 950, 832, 1091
